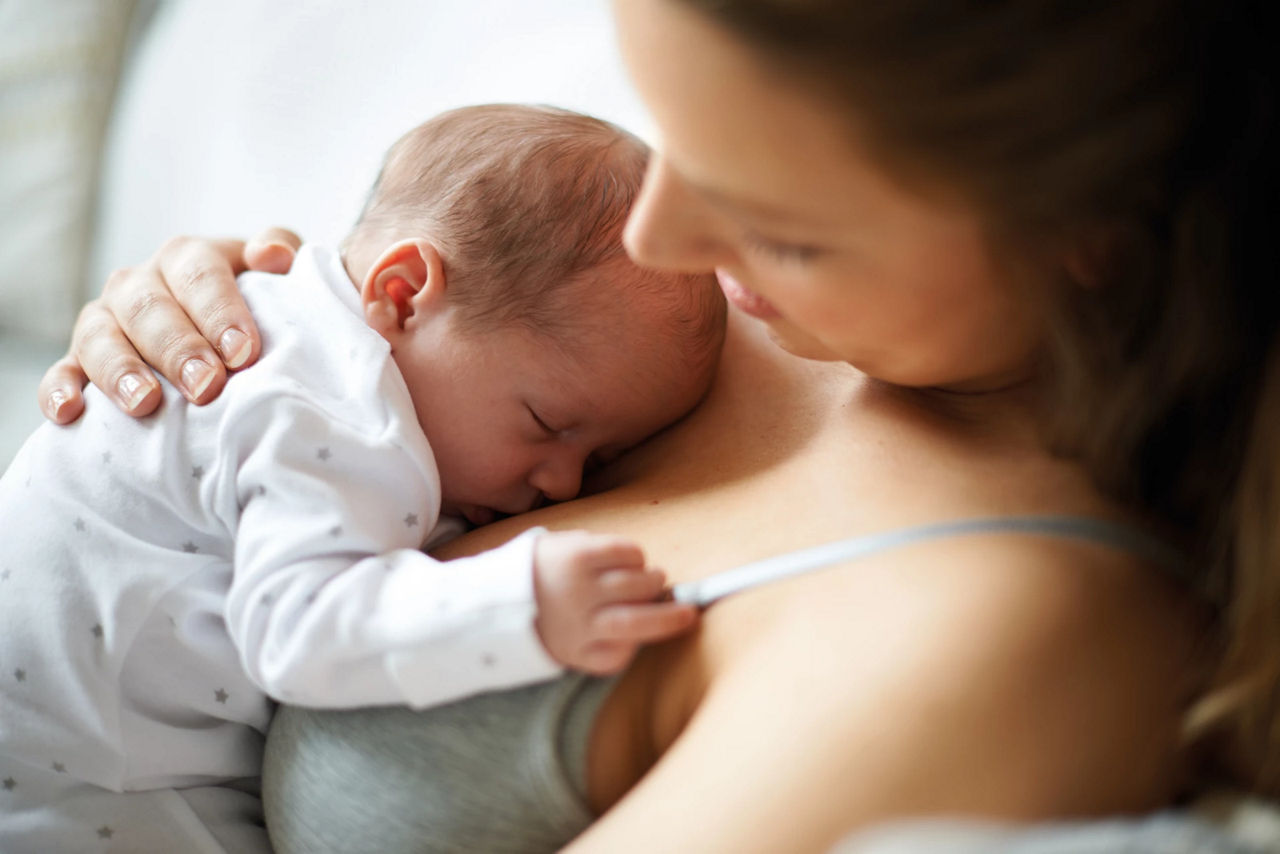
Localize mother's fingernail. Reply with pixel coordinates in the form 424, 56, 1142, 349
219, 327, 251, 369
117, 372, 153, 411
181, 358, 215, 399
48, 389, 69, 419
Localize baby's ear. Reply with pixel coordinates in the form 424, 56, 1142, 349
360, 239, 446, 330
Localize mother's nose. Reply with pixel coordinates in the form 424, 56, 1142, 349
624, 153, 726, 273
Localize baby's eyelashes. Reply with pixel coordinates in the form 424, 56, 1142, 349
527, 406, 559, 436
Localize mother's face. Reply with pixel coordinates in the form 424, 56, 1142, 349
613, 0, 1046, 391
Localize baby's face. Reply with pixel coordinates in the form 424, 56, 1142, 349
394, 306, 710, 526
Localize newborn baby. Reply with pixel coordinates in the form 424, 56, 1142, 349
0, 104, 724, 853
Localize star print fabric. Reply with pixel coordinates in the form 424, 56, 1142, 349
0, 246, 559, 851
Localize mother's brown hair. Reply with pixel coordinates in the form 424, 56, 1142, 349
679, 0, 1279, 795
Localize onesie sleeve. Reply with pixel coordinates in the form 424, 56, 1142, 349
222, 395, 563, 710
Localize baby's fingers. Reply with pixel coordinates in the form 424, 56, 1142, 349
576, 536, 645, 572
595, 568, 669, 603
576, 641, 635, 676
593, 601, 699, 645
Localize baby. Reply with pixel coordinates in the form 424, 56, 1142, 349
0, 104, 725, 852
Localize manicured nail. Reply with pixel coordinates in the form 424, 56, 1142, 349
117, 372, 152, 411
219, 327, 251, 369
181, 358, 215, 399
48, 389, 69, 419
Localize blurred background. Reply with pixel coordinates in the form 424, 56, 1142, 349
0, 0, 651, 471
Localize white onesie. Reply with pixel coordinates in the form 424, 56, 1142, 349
0, 245, 562, 853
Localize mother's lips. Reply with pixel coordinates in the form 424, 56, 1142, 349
715, 269, 780, 319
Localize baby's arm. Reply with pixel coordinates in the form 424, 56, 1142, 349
223, 395, 563, 709
224, 396, 691, 709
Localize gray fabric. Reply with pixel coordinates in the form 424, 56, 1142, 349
263, 516, 1210, 853
834, 811, 1276, 854
262, 673, 617, 854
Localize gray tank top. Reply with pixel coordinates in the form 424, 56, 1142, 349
263, 514, 1188, 854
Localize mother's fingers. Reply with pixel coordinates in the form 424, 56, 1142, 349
93, 260, 221, 405
244, 227, 302, 274
66, 298, 164, 415
155, 236, 260, 373
37, 354, 89, 424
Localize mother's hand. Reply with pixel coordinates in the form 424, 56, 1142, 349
39, 228, 303, 423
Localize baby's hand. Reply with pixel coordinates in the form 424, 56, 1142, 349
533, 531, 698, 675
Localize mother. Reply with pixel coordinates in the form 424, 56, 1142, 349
41, 0, 1276, 851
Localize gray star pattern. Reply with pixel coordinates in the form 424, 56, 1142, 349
74, 518, 86, 532
215, 688, 229, 704
97, 826, 113, 839
481, 654, 496, 667
191, 465, 204, 479
102, 451, 112, 464
51, 761, 66, 773
1, 569, 9, 581
14, 668, 25, 682
403, 513, 418, 527
2, 777, 14, 790
329, 525, 342, 537
317, 447, 331, 461
91, 624, 104, 640
181, 541, 199, 554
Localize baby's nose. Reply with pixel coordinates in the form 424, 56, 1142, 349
530, 458, 583, 503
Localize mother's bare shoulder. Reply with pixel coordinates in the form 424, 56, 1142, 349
572, 534, 1207, 854
724, 530, 1205, 804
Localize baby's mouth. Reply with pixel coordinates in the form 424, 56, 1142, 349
461, 505, 496, 526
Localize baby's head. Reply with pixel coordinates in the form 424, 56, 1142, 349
344, 104, 726, 524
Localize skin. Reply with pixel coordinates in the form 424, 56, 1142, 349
466, 1, 1200, 847
615, 2, 1045, 391
355, 235, 708, 673
42, 0, 1208, 849
435, 313, 1203, 852
354, 237, 712, 525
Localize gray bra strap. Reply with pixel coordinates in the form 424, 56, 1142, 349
670, 515, 1188, 608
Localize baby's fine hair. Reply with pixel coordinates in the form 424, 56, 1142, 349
345, 104, 725, 369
